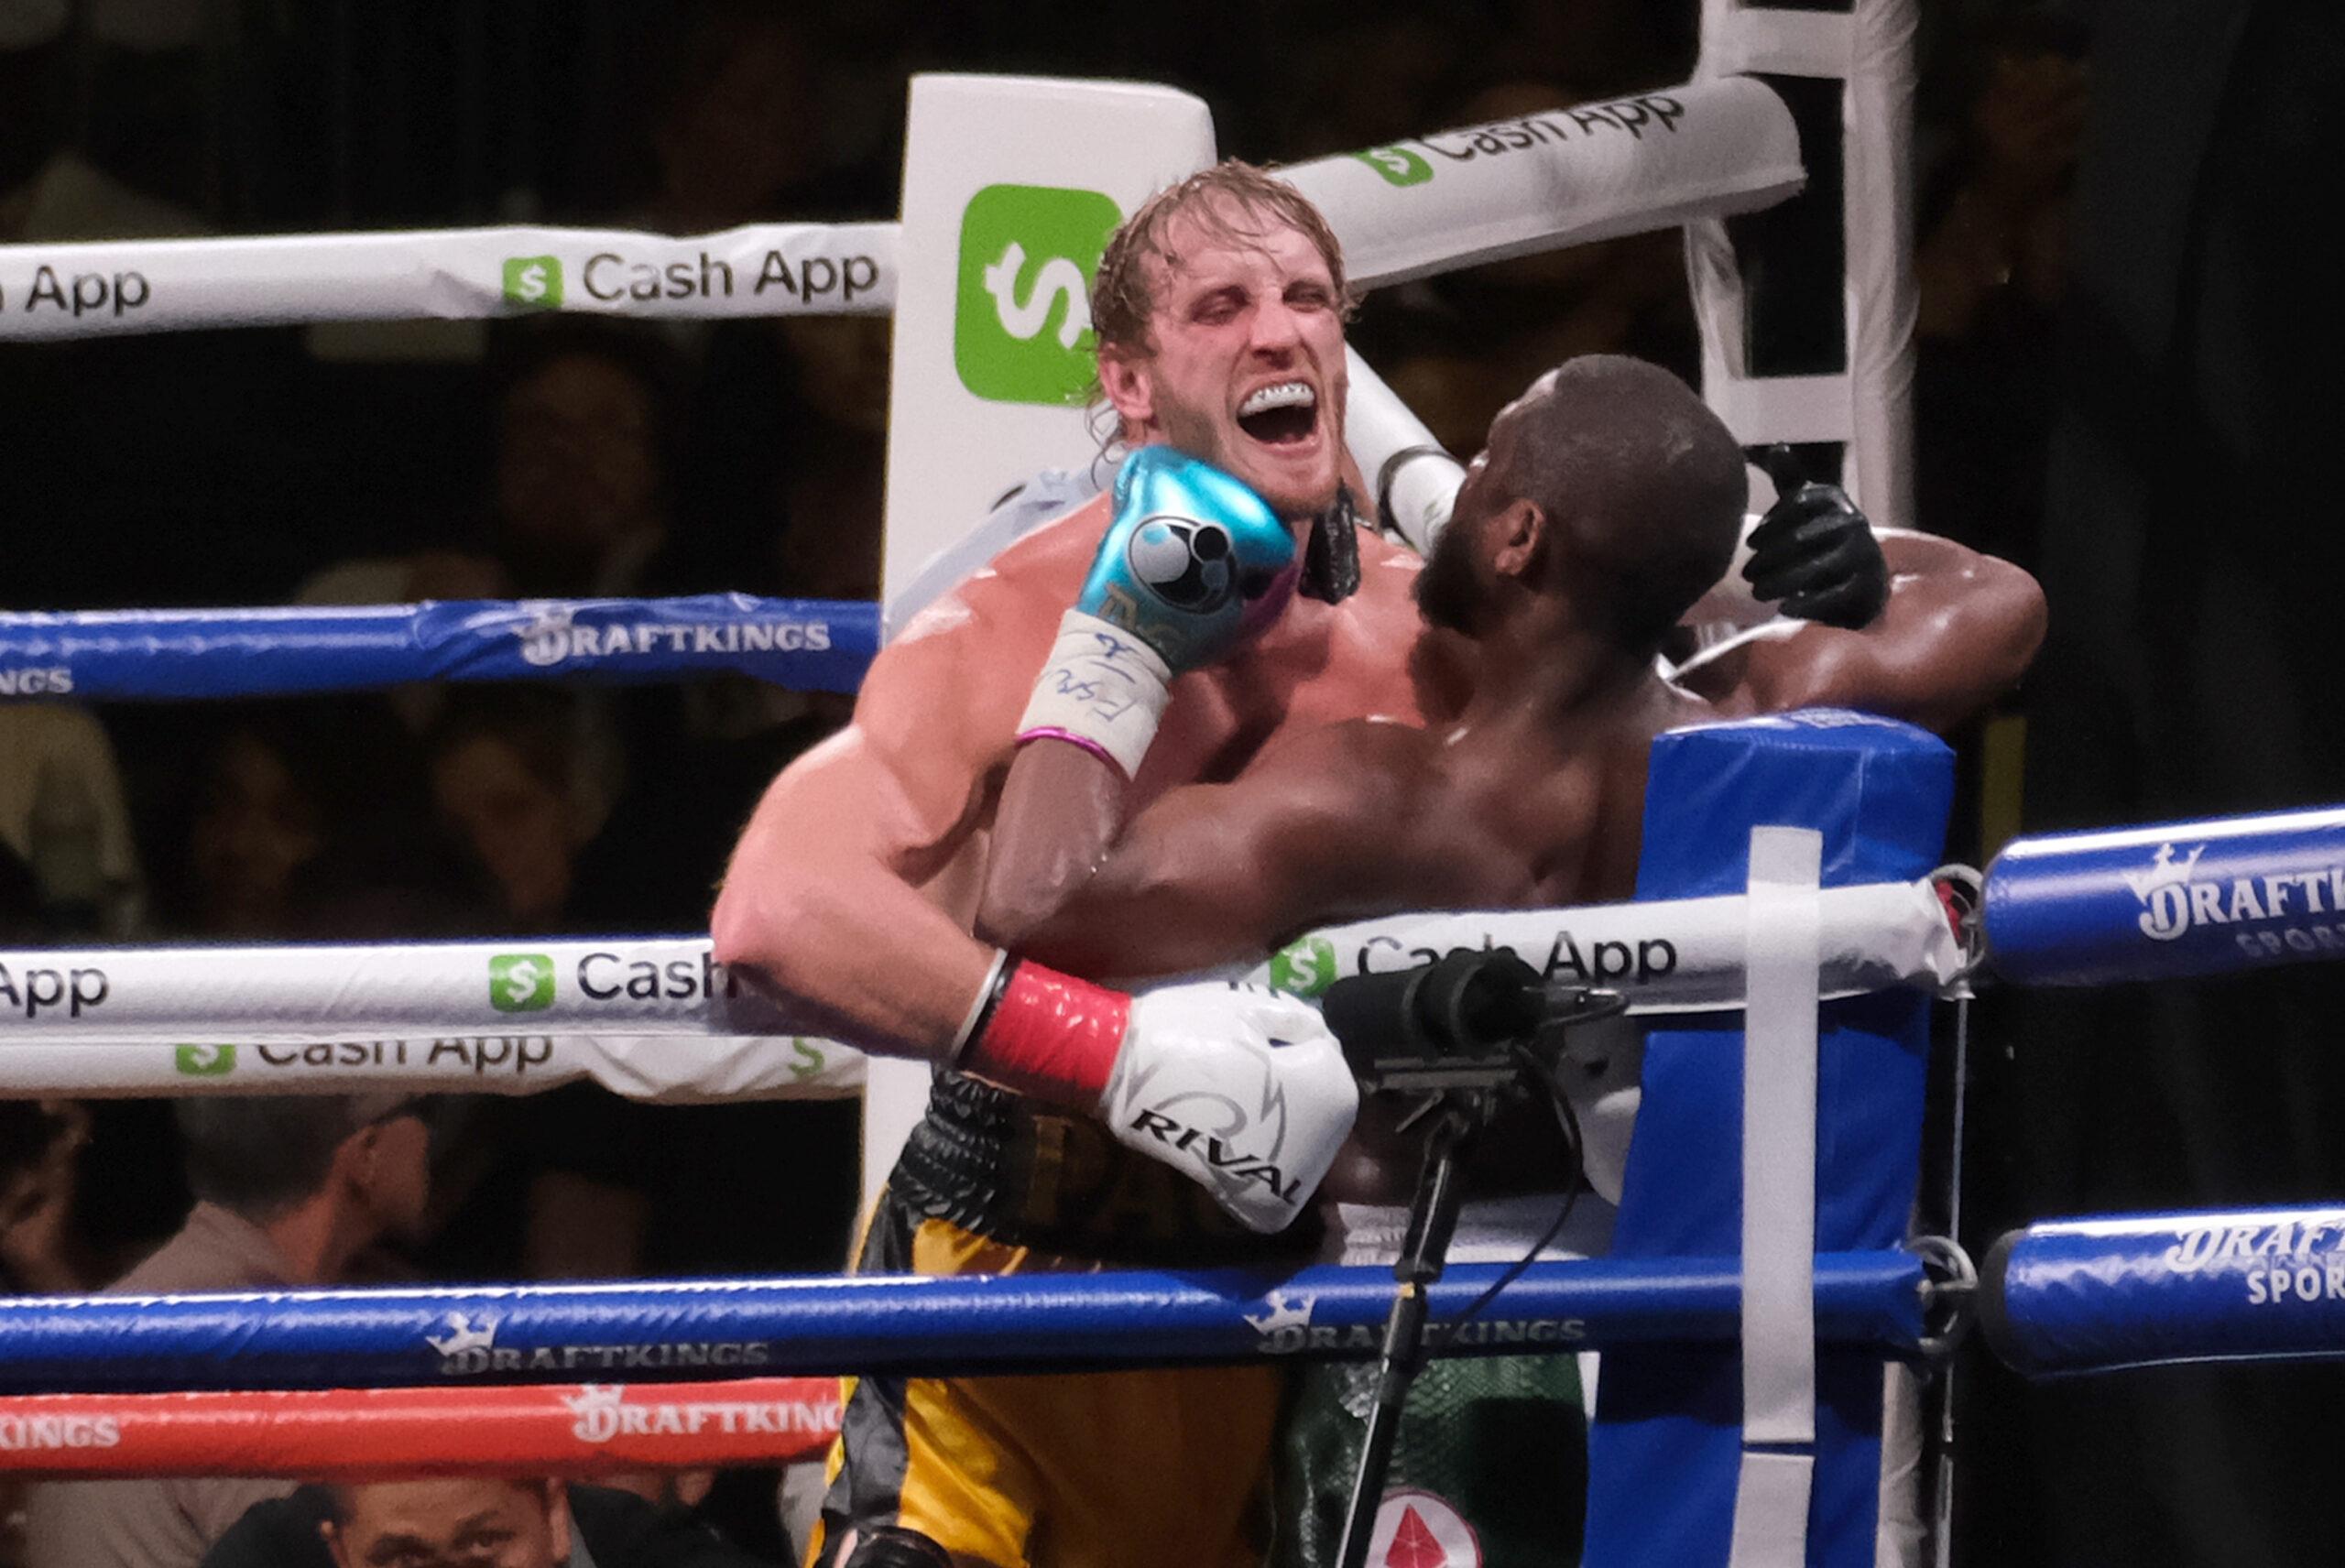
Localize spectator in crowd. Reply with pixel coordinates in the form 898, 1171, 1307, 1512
487, 326, 687, 600
298, 322, 688, 609
0, 704, 147, 940
421, 690, 613, 935
18, 1094, 434, 1568
202, 1476, 779, 1568
1914, 15, 2087, 570
137, 701, 464, 942
0, 1098, 96, 1294
622, 4, 829, 237
0, 3, 208, 245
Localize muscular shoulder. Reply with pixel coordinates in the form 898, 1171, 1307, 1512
893, 491, 1108, 646
1249, 716, 1444, 825
854, 494, 1111, 755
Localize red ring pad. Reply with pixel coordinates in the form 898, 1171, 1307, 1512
0, 1377, 842, 1478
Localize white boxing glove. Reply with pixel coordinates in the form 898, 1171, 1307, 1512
956, 959, 1358, 1234
1100, 983, 1359, 1233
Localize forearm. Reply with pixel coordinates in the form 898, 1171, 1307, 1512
711, 751, 1001, 1062
1014, 756, 1381, 982
713, 840, 999, 1058
981, 744, 1272, 980
976, 740, 1129, 951
1016, 844, 1274, 982
1710, 531, 2046, 732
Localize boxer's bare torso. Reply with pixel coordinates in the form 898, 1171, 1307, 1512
994, 526, 2045, 1204
1007, 659, 1699, 1202
713, 485, 1455, 1056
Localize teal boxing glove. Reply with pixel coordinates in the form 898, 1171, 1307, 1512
1086, 445, 1301, 667
1019, 447, 1302, 778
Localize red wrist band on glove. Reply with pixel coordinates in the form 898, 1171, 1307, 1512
958, 961, 1132, 1108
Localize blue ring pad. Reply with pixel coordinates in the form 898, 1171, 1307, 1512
1983, 1206, 2345, 1378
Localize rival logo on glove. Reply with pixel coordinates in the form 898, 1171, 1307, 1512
1126, 1109, 1303, 1203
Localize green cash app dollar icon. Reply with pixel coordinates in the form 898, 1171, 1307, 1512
1351, 146, 1433, 188
489, 953, 557, 1013
503, 255, 563, 309
954, 183, 1122, 406
174, 1043, 237, 1077
1268, 935, 1338, 999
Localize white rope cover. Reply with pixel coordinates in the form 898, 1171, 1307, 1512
0, 222, 896, 340
0, 1035, 860, 1104
0, 78, 1794, 343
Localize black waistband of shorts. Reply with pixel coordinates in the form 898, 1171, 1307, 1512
890, 1072, 1316, 1267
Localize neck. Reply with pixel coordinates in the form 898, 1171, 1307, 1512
258, 1192, 374, 1287
1457, 602, 1659, 739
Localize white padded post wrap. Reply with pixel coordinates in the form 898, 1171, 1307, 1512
1729, 825, 1823, 1568
1343, 346, 1464, 556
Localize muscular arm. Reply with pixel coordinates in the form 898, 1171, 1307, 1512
710, 571, 1050, 1059
1674, 529, 2047, 734
976, 460, 1406, 950
996, 725, 1434, 983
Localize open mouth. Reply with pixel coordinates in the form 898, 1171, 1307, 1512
1236, 380, 1318, 447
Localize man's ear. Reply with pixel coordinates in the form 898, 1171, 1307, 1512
1098, 349, 1155, 430
320, 1520, 351, 1568
543, 1479, 573, 1559
1490, 499, 1547, 581
331, 1124, 382, 1198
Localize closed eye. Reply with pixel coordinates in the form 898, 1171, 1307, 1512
1192, 286, 1247, 324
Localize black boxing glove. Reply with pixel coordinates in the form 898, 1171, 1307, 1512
1743, 445, 1890, 630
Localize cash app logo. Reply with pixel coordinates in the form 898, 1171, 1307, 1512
1351, 146, 1433, 187
503, 255, 563, 309
1268, 936, 1338, 999
174, 1043, 237, 1077
954, 184, 1121, 406
489, 953, 557, 1013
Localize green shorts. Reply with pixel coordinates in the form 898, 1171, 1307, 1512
1271, 1353, 1587, 1568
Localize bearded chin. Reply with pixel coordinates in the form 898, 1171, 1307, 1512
1413, 524, 1484, 635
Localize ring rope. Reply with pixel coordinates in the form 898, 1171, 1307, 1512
0, 1033, 861, 1105
0, 81, 1796, 343
0, 880, 1962, 1049
0, 1377, 841, 1478
0, 222, 896, 341
0, 1251, 1932, 1397
0, 594, 878, 701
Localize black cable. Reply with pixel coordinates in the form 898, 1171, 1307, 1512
1443, 1045, 1587, 1332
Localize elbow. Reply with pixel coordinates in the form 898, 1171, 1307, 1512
1977, 564, 2050, 696
2012, 572, 2050, 672
976, 889, 1107, 975
973, 875, 1068, 954
710, 877, 819, 999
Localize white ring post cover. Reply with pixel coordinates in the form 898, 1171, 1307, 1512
1729, 826, 1824, 1568
868, 74, 1216, 1216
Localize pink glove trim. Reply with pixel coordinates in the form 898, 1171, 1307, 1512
1013, 726, 1129, 779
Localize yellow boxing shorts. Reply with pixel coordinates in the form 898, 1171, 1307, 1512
804, 1073, 1309, 1568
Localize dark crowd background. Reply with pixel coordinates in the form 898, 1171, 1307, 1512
0, 0, 2337, 1564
